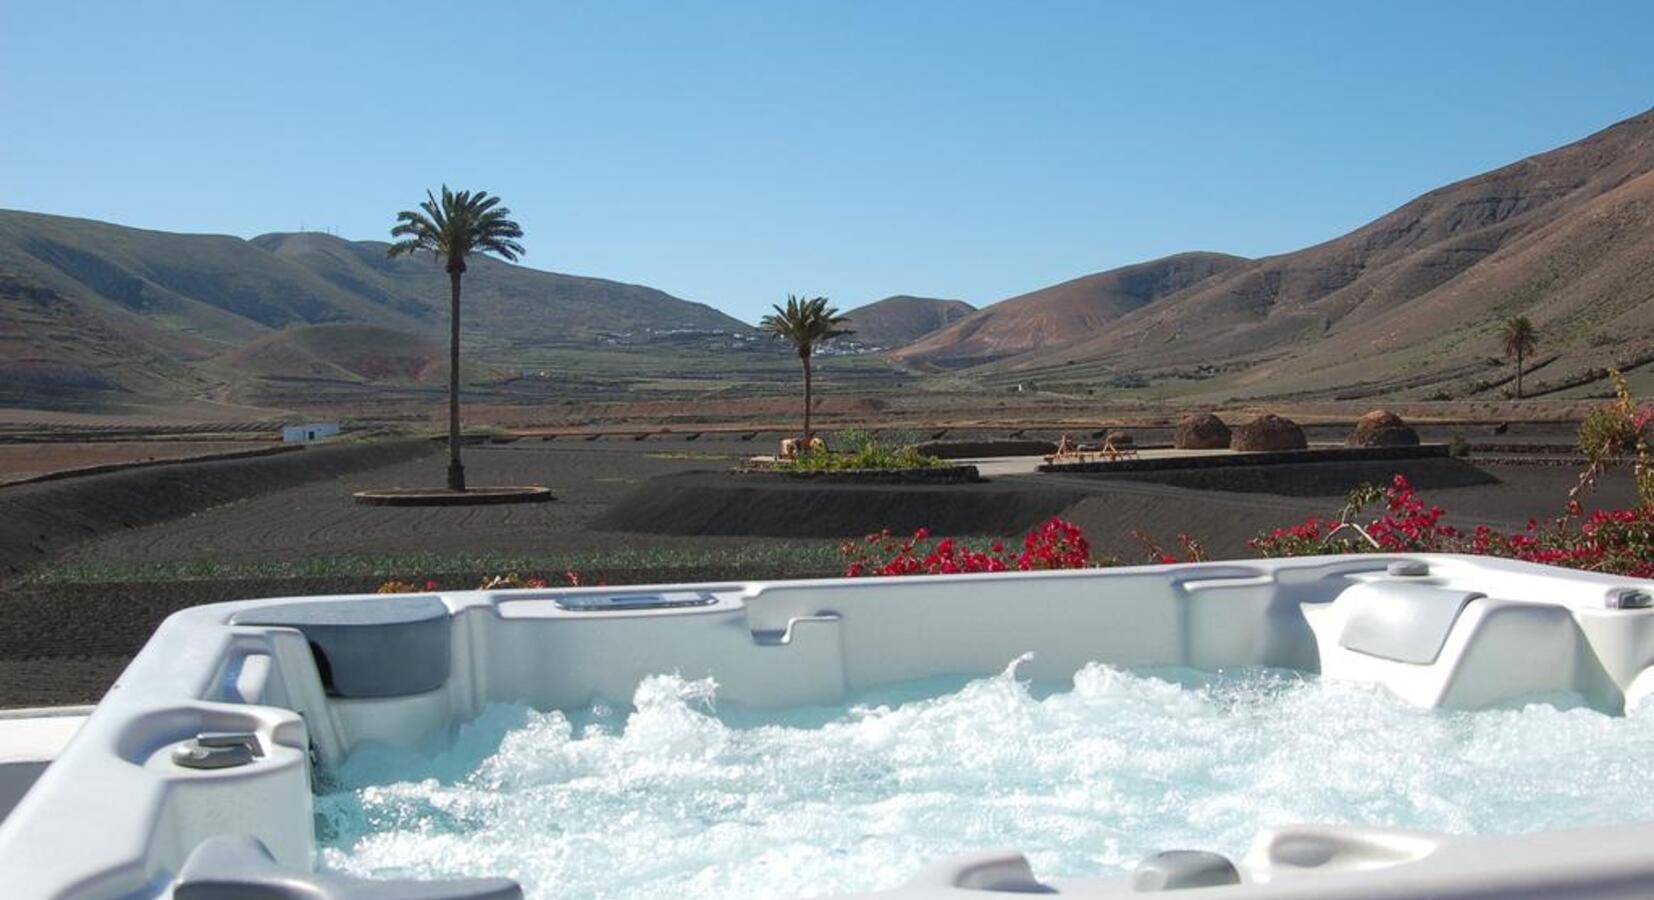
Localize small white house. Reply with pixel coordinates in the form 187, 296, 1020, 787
282, 422, 340, 443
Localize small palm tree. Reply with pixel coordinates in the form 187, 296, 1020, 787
388, 186, 525, 491
761, 295, 852, 440
1501, 315, 1539, 400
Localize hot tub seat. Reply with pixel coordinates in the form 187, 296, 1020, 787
233, 596, 450, 699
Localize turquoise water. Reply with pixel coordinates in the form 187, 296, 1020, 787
315, 659, 1654, 899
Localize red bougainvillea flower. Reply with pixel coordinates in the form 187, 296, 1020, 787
1248, 472, 1654, 578
842, 516, 1094, 577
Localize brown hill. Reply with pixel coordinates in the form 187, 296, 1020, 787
249, 232, 751, 354
891, 253, 1249, 368
838, 295, 974, 350
976, 108, 1654, 401
8, 109, 1654, 413
0, 210, 754, 410
205, 323, 447, 385
0, 273, 214, 408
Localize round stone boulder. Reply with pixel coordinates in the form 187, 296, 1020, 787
1347, 410, 1419, 447
1174, 413, 1231, 450
1230, 414, 1308, 452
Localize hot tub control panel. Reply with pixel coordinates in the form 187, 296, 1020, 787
552, 590, 718, 612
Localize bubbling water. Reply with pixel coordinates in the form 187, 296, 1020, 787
315, 659, 1654, 899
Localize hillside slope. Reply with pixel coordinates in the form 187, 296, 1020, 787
0, 210, 752, 407
203, 323, 447, 385
983, 108, 1654, 400
891, 252, 1249, 368
250, 232, 751, 352
838, 295, 974, 350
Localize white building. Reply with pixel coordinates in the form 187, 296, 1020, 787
281, 423, 339, 443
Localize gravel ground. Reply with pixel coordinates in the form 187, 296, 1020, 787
0, 438, 435, 580
0, 435, 1640, 707
43, 439, 782, 566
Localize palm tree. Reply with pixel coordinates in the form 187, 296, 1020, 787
1501, 315, 1539, 400
388, 186, 524, 491
761, 295, 852, 440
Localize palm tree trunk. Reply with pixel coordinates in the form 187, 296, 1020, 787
447, 269, 466, 492
802, 354, 813, 440
1516, 348, 1524, 400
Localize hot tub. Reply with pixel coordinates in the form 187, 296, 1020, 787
4, 554, 1654, 899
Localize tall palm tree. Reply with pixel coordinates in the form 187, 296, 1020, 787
761, 295, 852, 440
388, 186, 524, 491
1501, 315, 1538, 400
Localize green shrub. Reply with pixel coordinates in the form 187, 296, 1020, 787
1577, 369, 1653, 508
777, 432, 945, 472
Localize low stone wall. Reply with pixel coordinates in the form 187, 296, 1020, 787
733, 464, 982, 484
1039, 443, 1451, 474
914, 440, 1059, 460
1046, 456, 1497, 497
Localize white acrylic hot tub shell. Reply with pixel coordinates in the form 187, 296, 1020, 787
0, 707, 90, 824
3, 554, 1654, 899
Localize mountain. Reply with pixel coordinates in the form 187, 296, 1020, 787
0, 210, 752, 405
838, 295, 974, 350
8, 108, 1654, 414
891, 253, 1249, 368
248, 231, 749, 354
203, 323, 447, 385
962, 108, 1654, 401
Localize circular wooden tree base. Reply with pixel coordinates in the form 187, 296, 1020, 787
352, 486, 554, 507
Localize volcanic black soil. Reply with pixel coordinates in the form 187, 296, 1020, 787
0, 433, 1638, 707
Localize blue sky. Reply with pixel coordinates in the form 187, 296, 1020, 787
3, 1, 1652, 323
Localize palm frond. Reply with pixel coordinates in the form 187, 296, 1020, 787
761, 294, 852, 356
387, 184, 527, 266
1501, 315, 1538, 357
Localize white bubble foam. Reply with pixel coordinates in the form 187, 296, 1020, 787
316, 663, 1654, 899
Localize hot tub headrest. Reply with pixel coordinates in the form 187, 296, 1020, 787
232, 596, 450, 699
1337, 582, 1485, 665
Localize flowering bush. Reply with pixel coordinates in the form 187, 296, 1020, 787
1578, 369, 1654, 508
1132, 530, 1210, 565
1249, 477, 1453, 556
376, 579, 438, 594
841, 517, 1103, 576
778, 431, 946, 472
1250, 474, 1654, 578
1467, 508, 1654, 577
846, 470, 1653, 580
377, 571, 588, 593
478, 572, 550, 590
